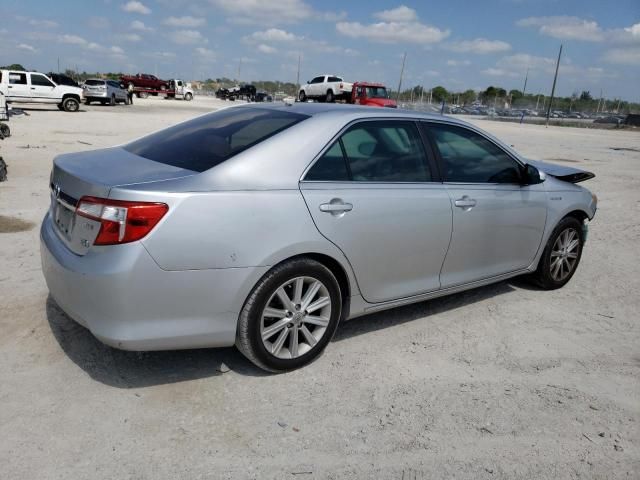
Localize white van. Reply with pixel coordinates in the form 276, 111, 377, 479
0, 70, 83, 112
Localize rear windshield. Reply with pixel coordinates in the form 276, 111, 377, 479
85, 79, 105, 86
124, 107, 309, 172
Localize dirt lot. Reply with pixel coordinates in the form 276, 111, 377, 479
1, 96, 638, 479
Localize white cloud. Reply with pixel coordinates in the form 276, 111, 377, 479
195, 47, 216, 59
517, 16, 604, 42
122, 1, 151, 15
111, 46, 125, 54
17, 43, 38, 53
447, 59, 471, 66
257, 44, 277, 54
497, 53, 556, 72
604, 46, 640, 65
28, 19, 58, 28
58, 34, 87, 45
163, 16, 206, 27
209, 0, 340, 25
481, 67, 519, 78
122, 33, 142, 42
245, 28, 301, 43
88, 17, 110, 29
336, 21, 449, 44
447, 38, 511, 54
168, 29, 207, 45
130, 20, 152, 31
373, 5, 418, 23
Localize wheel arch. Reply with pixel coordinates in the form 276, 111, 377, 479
62, 93, 81, 101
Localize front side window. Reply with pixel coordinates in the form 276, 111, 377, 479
428, 124, 522, 184
305, 121, 431, 182
125, 107, 308, 172
30, 74, 55, 87
310, 77, 324, 84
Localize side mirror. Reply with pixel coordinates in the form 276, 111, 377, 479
523, 164, 545, 185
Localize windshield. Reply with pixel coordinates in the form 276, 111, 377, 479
365, 87, 389, 99
124, 107, 309, 172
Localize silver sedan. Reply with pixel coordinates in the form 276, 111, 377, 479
41, 104, 597, 372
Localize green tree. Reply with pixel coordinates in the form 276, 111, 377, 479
580, 90, 592, 101
460, 89, 476, 105
431, 85, 448, 102
1, 64, 26, 71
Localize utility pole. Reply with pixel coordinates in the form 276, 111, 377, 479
57, 57, 60, 74
545, 44, 563, 127
522, 67, 529, 97
237, 57, 242, 83
597, 88, 603, 113
396, 52, 407, 102
535, 94, 540, 111
295, 53, 301, 91
419, 85, 424, 104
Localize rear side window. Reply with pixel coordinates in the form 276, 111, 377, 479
125, 107, 309, 172
328, 76, 342, 82
305, 121, 431, 182
9, 72, 27, 85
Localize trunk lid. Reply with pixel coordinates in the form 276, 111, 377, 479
49, 147, 195, 255
526, 159, 595, 184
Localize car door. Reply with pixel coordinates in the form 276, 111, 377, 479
29, 73, 59, 103
300, 119, 452, 303
6, 72, 31, 101
309, 76, 324, 97
423, 122, 547, 288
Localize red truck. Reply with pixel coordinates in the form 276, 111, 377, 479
120, 73, 169, 91
349, 82, 397, 108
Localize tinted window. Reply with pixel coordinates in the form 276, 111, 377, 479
85, 79, 105, 86
305, 142, 349, 181
125, 107, 308, 172
9, 72, 27, 85
428, 124, 521, 183
30, 74, 55, 87
305, 121, 431, 182
310, 77, 324, 84
328, 76, 342, 82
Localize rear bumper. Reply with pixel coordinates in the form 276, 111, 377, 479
40, 213, 265, 351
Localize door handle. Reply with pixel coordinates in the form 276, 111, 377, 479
30, 87, 35, 90
454, 196, 477, 209
319, 200, 353, 214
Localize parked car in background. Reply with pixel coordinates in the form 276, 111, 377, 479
120, 73, 169, 91
47, 73, 80, 88
216, 84, 256, 101
255, 91, 273, 102
0, 69, 82, 111
82, 79, 129, 105
41, 103, 597, 372
299, 75, 353, 102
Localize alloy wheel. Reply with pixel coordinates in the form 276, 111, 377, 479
260, 276, 332, 359
550, 227, 580, 281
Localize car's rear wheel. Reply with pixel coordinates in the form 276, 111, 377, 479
110, 94, 116, 106
236, 258, 342, 372
326, 90, 334, 103
62, 97, 79, 112
530, 216, 584, 289
298, 90, 306, 102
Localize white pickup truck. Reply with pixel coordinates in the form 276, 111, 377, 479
298, 75, 353, 103
0, 70, 83, 112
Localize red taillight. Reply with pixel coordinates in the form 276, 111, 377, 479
76, 196, 168, 245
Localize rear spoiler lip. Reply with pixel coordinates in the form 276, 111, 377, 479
526, 159, 595, 184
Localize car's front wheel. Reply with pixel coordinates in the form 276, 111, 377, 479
236, 258, 342, 372
531, 216, 584, 289
298, 90, 306, 102
62, 97, 79, 112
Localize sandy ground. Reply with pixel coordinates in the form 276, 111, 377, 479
0, 96, 638, 479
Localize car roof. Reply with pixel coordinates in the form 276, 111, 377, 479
237, 102, 474, 128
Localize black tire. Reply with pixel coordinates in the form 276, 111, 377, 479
184, 92, 193, 101
0, 156, 7, 182
139, 91, 149, 99
85, 99, 91, 105
236, 258, 343, 373
0, 123, 10, 138
62, 97, 79, 112
124, 96, 130, 105
530, 216, 584, 290
298, 90, 306, 102
109, 94, 116, 106
326, 90, 334, 103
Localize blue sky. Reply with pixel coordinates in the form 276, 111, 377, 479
1, 0, 638, 100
